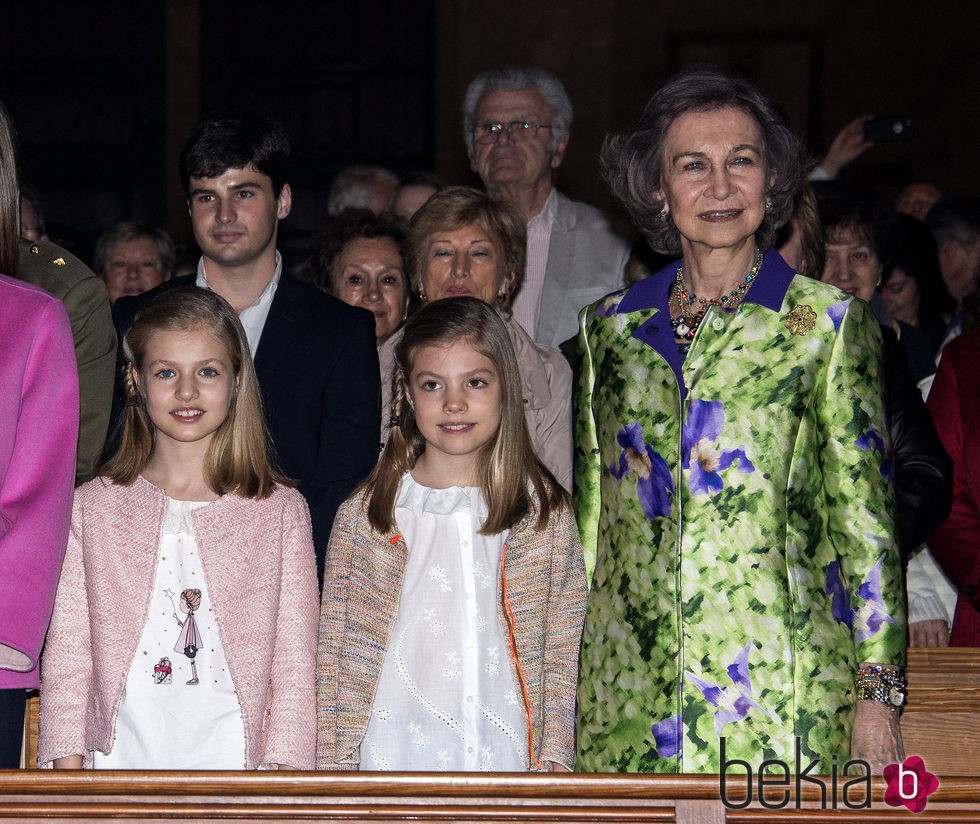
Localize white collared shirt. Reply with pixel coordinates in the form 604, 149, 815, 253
512, 189, 557, 340
195, 252, 283, 358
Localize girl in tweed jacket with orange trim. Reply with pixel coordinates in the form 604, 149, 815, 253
39, 288, 319, 770
316, 298, 587, 772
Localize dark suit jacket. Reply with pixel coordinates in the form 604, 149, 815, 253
111, 271, 381, 582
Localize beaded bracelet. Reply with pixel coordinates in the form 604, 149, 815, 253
856, 664, 907, 711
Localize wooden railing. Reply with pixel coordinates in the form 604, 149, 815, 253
1, 772, 979, 822
5, 648, 977, 822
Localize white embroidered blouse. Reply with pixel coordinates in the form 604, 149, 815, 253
359, 473, 528, 772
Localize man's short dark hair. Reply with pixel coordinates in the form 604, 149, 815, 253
179, 113, 290, 198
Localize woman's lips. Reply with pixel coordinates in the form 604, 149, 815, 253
698, 209, 743, 222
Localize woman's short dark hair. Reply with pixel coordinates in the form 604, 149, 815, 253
602, 65, 807, 256
818, 188, 897, 270
308, 209, 406, 294
883, 213, 955, 318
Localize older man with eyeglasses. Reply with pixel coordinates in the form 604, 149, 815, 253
463, 66, 629, 350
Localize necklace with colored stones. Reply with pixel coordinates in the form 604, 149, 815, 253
669, 250, 764, 353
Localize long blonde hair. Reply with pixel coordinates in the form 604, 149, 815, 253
363, 297, 565, 534
0, 102, 19, 276
100, 286, 292, 498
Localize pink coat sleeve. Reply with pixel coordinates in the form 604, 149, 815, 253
260, 491, 319, 770
0, 283, 79, 687
37, 492, 93, 766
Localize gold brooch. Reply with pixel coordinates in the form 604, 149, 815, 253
30, 244, 40, 254
785, 304, 816, 336
53, 257, 66, 266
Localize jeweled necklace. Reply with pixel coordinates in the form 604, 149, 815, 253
669, 250, 763, 352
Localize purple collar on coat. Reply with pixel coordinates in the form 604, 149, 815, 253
616, 249, 796, 396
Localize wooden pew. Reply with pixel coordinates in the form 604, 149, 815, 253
900, 647, 980, 776
7, 648, 977, 821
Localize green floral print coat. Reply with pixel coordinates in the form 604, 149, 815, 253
574, 251, 906, 774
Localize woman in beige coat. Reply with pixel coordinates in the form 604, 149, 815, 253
379, 186, 573, 490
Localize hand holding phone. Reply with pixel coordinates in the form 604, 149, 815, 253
863, 115, 913, 143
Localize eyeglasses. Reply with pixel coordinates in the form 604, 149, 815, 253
472, 120, 553, 145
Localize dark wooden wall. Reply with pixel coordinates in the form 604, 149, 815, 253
2, 1, 977, 270
434, 0, 980, 214
0, 0, 434, 267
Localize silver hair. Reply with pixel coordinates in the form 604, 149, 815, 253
327, 165, 400, 216
462, 66, 573, 155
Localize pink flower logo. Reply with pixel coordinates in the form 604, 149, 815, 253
883, 756, 940, 813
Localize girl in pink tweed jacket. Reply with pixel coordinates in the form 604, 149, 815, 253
39, 288, 319, 770
316, 298, 587, 772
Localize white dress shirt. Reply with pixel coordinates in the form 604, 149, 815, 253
196, 252, 283, 358
512, 189, 557, 340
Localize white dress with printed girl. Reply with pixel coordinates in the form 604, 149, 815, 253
92, 497, 246, 769
359, 473, 527, 772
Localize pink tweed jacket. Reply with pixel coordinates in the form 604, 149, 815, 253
0, 275, 78, 689
39, 475, 319, 770
316, 488, 587, 771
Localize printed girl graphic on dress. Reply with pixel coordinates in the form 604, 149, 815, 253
39, 287, 319, 770
173, 588, 203, 685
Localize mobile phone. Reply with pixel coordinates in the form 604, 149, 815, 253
864, 115, 913, 142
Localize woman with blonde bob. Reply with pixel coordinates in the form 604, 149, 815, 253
40, 286, 319, 771
378, 185, 573, 490
317, 297, 586, 772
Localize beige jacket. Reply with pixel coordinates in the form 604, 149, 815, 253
379, 313, 573, 490
316, 489, 587, 770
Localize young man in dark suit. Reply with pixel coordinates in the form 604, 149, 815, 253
113, 114, 380, 583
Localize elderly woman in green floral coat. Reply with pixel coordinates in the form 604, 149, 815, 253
574, 68, 906, 775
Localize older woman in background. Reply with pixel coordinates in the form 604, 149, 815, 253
93, 221, 175, 303
308, 210, 409, 347
819, 192, 936, 382
380, 186, 572, 490
575, 67, 905, 774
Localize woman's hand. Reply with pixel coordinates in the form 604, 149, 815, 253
909, 619, 950, 648
546, 761, 572, 772
850, 699, 904, 773
53, 755, 84, 769
820, 115, 874, 178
